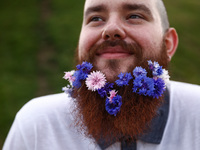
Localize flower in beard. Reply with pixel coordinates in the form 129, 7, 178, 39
158, 69, 170, 88
73, 62, 93, 88
73, 70, 84, 88
76, 61, 93, 71
152, 78, 166, 99
63, 70, 75, 86
108, 90, 118, 102
76, 61, 93, 80
133, 75, 155, 96
133, 67, 147, 78
148, 60, 154, 70
105, 94, 122, 116
86, 71, 106, 91
115, 73, 133, 86
98, 83, 114, 98
62, 85, 73, 96
148, 60, 163, 76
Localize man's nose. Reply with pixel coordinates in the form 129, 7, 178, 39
102, 21, 126, 40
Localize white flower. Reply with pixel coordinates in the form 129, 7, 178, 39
158, 69, 170, 87
62, 86, 70, 93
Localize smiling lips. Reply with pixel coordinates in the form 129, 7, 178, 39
96, 46, 133, 59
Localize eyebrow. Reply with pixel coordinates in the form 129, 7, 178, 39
85, 5, 107, 17
85, 3, 153, 19
123, 4, 153, 18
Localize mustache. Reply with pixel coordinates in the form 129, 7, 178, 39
81, 40, 143, 62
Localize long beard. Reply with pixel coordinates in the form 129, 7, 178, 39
72, 40, 169, 143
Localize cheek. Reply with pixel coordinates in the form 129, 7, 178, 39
128, 28, 163, 54
78, 29, 101, 58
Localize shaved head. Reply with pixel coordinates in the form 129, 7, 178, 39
156, 0, 169, 32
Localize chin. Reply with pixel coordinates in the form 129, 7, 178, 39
94, 60, 136, 82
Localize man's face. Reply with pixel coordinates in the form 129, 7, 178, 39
78, 0, 165, 80
74, 0, 172, 141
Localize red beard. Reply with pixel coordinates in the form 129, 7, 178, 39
72, 40, 169, 143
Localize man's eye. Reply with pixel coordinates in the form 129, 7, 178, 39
128, 14, 143, 19
90, 16, 103, 22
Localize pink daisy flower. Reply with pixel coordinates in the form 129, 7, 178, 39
63, 70, 75, 85
85, 71, 106, 91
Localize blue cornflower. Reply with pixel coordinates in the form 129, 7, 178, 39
74, 70, 87, 80
153, 66, 163, 76
115, 73, 133, 86
76, 61, 93, 71
98, 83, 114, 98
72, 69, 88, 88
105, 95, 122, 116
138, 88, 147, 95
83, 61, 93, 71
72, 62, 93, 88
72, 71, 81, 88
132, 75, 143, 92
133, 67, 147, 77
152, 78, 165, 99
148, 60, 163, 76
148, 60, 154, 71
76, 61, 93, 80
133, 75, 154, 96
72, 79, 82, 88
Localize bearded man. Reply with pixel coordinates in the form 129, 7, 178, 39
3, 0, 200, 150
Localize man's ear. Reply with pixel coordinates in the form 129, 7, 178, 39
164, 28, 179, 61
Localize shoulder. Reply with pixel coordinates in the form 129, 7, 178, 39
3, 93, 77, 150
168, 81, 200, 113
16, 92, 74, 123
168, 81, 200, 100
159, 81, 200, 149
22, 92, 71, 110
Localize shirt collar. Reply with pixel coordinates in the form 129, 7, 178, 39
97, 89, 170, 149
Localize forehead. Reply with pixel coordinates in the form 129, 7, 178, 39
84, 0, 158, 13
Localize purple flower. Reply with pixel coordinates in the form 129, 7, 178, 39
85, 71, 106, 91
155, 66, 163, 76
76, 61, 93, 71
72, 70, 84, 88
115, 73, 133, 86
76, 61, 93, 80
152, 78, 166, 99
148, 60, 154, 70
133, 67, 147, 77
62, 60, 168, 117
72, 62, 93, 88
133, 75, 155, 96
105, 95, 122, 116
148, 60, 163, 76
98, 83, 114, 98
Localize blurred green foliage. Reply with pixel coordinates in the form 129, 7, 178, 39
0, 0, 200, 148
